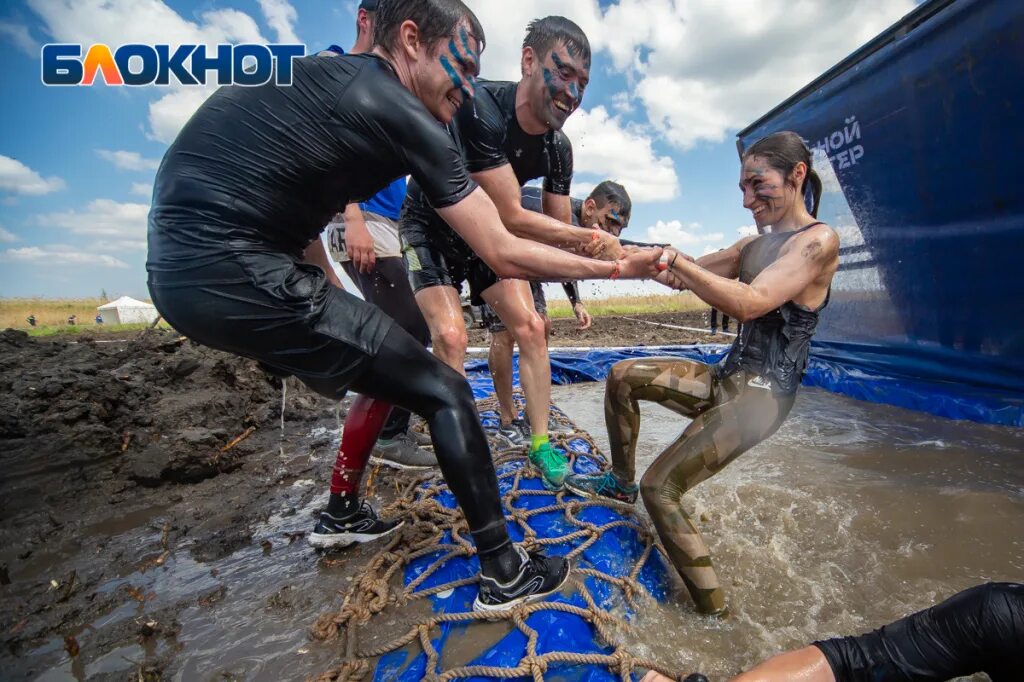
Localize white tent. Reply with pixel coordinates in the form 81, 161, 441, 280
96, 296, 159, 325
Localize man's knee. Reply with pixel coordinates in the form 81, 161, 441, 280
434, 324, 468, 356
490, 330, 515, 352
509, 312, 547, 350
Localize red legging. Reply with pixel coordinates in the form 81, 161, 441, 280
330, 396, 393, 496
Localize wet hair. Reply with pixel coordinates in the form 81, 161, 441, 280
587, 181, 632, 223
522, 16, 591, 65
743, 131, 822, 218
374, 0, 485, 57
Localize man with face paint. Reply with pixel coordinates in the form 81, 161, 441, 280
146, 0, 664, 612
401, 16, 628, 490
566, 132, 839, 616
484, 181, 656, 445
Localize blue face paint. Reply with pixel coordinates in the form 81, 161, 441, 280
440, 55, 471, 101
444, 33, 476, 100
547, 51, 584, 109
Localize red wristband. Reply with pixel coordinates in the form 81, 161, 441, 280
609, 260, 622, 280
591, 227, 600, 242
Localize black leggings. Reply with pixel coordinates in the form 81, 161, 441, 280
148, 251, 509, 557
815, 582, 1024, 681
342, 257, 430, 440
348, 326, 508, 553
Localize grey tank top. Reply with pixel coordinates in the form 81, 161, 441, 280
720, 223, 828, 395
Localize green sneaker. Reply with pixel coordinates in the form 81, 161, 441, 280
565, 471, 638, 504
528, 441, 568, 490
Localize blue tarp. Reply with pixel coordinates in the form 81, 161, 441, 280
467, 344, 1024, 427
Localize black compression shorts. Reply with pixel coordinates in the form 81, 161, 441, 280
148, 248, 393, 399
814, 582, 1024, 682
400, 212, 498, 306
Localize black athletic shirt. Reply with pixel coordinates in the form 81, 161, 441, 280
403, 78, 574, 227
148, 53, 475, 271
457, 79, 573, 195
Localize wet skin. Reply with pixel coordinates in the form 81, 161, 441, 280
581, 200, 628, 236
537, 43, 590, 129
437, 25, 481, 118
739, 156, 797, 230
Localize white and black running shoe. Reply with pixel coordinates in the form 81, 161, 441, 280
473, 546, 571, 612
308, 502, 403, 549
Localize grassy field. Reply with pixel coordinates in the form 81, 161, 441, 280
545, 291, 706, 318
0, 298, 170, 337
1, 294, 707, 336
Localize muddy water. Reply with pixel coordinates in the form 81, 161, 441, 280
551, 382, 1024, 678
13, 382, 1022, 681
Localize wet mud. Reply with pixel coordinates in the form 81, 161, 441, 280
0, 328, 408, 680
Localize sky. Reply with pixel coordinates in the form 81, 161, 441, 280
0, 0, 916, 302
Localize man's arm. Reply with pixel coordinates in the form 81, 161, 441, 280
663, 226, 838, 322
473, 164, 623, 260
436, 187, 660, 281
342, 203, 376, 274
302, 236, 345, 289
541, 190, 572, 225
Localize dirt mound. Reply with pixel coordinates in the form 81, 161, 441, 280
0, 330, 322, 521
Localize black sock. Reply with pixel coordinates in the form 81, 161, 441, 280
326, 493, 358, 518
478, 541, 524, 583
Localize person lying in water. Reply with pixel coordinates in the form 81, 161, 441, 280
641, 581, 1024, 681
566, 130, 840, 615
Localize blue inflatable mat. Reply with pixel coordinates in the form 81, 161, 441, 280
373, 367, 672, 681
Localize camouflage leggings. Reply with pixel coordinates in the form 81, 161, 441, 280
605, 358, 794, 614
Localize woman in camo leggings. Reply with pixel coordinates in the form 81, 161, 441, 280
567, 132, 840, 614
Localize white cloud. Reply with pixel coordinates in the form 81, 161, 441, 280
0, 224, 18, 243
738, 225, 758, 237
646, 219, 724, 249
147, 87, 217, 144
97, 149, 161, 172
600, 0, 915, 148
38, 199, 149, 239
563, 106, 679, 202
92, 239, 147, 251
0, 21, 39, 57
610, 91, 634, 114
0, 245, 129, 268
131, 183, 153, 197
259, 0, 300, 44
0, 155, 65, 196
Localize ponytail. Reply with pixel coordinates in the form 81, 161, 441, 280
805, 168, 822, 218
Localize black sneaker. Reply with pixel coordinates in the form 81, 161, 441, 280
473, 546, 571, 612
308, 502, 403, 549
495, 420, 527, 448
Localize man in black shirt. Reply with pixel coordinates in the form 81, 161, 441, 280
484, 181, 636, 443
401, 16, 623, 490
146, 0, 662, 612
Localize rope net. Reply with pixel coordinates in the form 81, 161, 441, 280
310, 394, 683, 682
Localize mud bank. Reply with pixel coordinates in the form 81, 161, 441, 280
0, 329, 407, 680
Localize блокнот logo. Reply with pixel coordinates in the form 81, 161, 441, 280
41, 44, 305, 86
